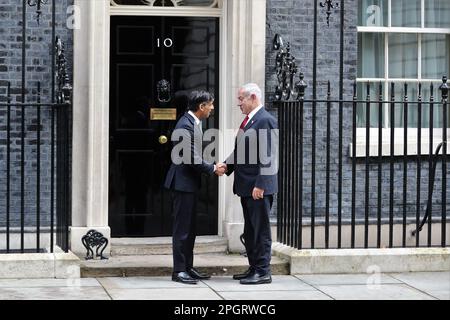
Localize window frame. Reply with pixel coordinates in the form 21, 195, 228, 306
355, 0, 450, 157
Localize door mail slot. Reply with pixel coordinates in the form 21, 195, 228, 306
150, 108, 177, 121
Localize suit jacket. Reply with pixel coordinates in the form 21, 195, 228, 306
164, 112, 214, 192
226, 107, 279, 197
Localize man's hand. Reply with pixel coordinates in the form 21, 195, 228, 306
252, 187, 265, 200
214, 163, 227, 176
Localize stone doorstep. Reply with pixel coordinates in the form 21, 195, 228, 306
272, 242, 450, 274
79, 254, 290, 278
110, 236, 228, 256
0, 252, 81, 279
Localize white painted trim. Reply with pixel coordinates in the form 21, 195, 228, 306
72, 0, 267, 245
217, 1, 228, 238
110, 6, 222, 17
351, 128, 450, 157
357, 26, 450, 34
357, 78, 442, 82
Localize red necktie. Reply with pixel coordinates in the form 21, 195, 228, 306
240, 115, 249, 130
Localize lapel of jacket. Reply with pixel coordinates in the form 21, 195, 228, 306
184, 112, 195, 129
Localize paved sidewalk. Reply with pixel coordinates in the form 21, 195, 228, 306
0, 272, 448, 300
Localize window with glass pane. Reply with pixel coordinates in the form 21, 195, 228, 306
356, 83, 384, 128
388, 33, 418, 78
391, 0, 421, 27
357, 0, 450, 130
422, 34, 450, 80
425, 0, 450, 28
358, 33, 384, 78
358, 0, 388, 26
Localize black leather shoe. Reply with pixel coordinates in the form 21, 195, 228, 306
239, 272, 272, 285
233, 268, 254, 280
187, 267, 211, 280
172, 271, 198, 284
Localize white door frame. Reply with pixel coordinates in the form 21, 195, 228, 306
71, 0, 266, 254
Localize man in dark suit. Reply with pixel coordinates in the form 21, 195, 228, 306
224, 83, 279, 285
164, 91, 226, 285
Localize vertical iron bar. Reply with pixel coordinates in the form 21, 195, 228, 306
294, 101, 299, 249
377, 82, 383, 248
351, 81, 357, 248
51, 0, 56, 253
277, 103, 282, 243
442, 88, 447, 248
365, 83, 370, 248
6, 83, 11, 253
337, 0, 344, 250
36, 82, 41, 252
325, 81, 331, 249
299, 98, 304, 249
291, 101, 296, 247
282, 102, 287, 244
311, 0, 318, 249
65, 104, 70, 252
403, 84, 408, 247
428, 84, 434, 247
50, 108, 55, 253
416, 83, 422, 247
21, 0, 27, 253
288, 102, 293, 247
51, 0, 56, 101
56, 105, 61, 249
389, 83, 395, 248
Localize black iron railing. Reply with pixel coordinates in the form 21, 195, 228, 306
0, 0, 72, 253
275, 78, 448, 249
272, 0, 447, 249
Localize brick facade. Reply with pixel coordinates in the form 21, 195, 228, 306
0, 0, 73, 227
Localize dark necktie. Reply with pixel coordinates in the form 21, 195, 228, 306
240, 115, 249, 130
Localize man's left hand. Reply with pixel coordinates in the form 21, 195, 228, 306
252, 187, 265, 200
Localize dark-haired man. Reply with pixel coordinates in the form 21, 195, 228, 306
164, 90, 226, 284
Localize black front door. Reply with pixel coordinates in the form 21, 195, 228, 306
109, 16, 219, 237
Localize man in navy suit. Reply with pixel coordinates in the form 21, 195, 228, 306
164, 91, 226, 285
224, 83, 279, 285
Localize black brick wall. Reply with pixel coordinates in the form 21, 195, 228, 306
0, 0, 73, 228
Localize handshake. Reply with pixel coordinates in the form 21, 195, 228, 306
214, 163, 228, 176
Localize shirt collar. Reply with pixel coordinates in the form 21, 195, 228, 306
188, 111, 201, 125
247, 104, 263, 121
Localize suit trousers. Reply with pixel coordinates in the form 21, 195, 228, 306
171, 190, 197, 272
240, 195, 273, 275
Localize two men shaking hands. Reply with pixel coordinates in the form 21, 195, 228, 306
164, 83, 278, 285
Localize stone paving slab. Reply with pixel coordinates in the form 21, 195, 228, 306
426, 290, 450, 300
218, 290, 332, 300
0, 287, 111, 300
203, 276, 314, 292
388, 272, 450, 292
107, 288, 222, 300
0, 273, 447, 300
315, 284, 437, 300
0, 278, 101, 288
295, 274, 402, 285
98, 276, 209, 289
